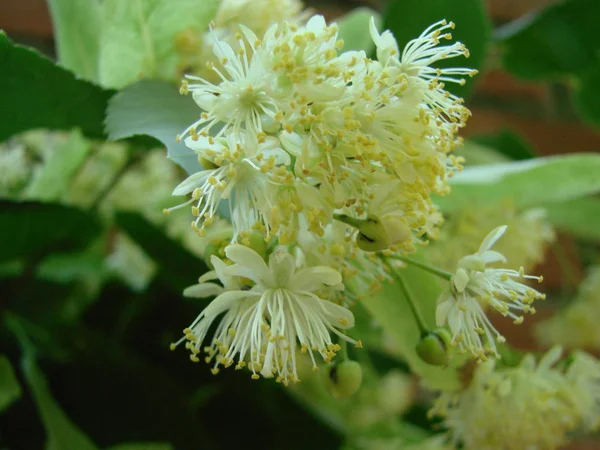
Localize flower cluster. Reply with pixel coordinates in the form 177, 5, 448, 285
431, 347, 600, 450
168, 13, 476, 380
536, 266, 600, 349
436, 225, 545, 360
426, 202, 555, 272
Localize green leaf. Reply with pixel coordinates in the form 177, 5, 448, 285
47, 0, 102, 81
99, 0, 219, 88
501, 0, 598, 80
114, 211, 207, 291
105, 80, 200, 173
24, 130, 92, 201
456, 140, 511, 165
0, 31, 113, 142
576, 62, 600, 126
0, 200, 102, 262
19, 351, 98, 450
382, 0, 491, 99
361, 263, 460, 391
0, 355, 22, 412
107, 444, 173, 450
336, 8, 380, 53
437, 154, 600, 212
545, 197, 600, 241
470, 129, 536, 161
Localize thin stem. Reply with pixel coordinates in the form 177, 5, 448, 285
381, 256, 429, 334
339, 337, 349, 361
89, 154, 142, 211
389, 254, 453, 281
333, 213, 362, 229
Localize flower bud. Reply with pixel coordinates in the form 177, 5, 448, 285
322, 360, 363, 399
356, 215, 411, 252
416, 328, 452, 366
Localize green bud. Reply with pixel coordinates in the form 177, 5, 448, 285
203, 229, 234, 269
322, 360, 363, 399
416, 328, 452, 366
356, 216, 390, 252
245, 230, 268, 259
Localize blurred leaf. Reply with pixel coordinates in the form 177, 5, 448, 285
501, 0, 598, 79
470, 129, 535, 161
99, 0, 219, 88
114, 211, 207, 291
336, 8, 380, 53
457, 140, 511, 165
576, 62, 600, 126
0, 31, 113, 141
0, 200, 102, 262
382, 0, 491, 99
107, 444, 173, 450
361, 263, 461, 391
24, 130, 92, 201
105, 80, 200, 173
437, 154, 600, 212
18, 345, 98, 450
0, 355, 22, 412
545, 197, 600, 241
47, 0, 102, 81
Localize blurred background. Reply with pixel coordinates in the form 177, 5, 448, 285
1, 0, 599, 449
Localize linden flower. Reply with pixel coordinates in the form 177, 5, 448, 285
565, 351, 600, 431
173, 245, 358, 384
167, 132, 290, 240
179, 26, 278, 141
431, 347, 579, 450
436, 225, 545, 360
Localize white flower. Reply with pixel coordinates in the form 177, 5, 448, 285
431, 347, 580, 450
167, 132, 290, 240
179, 27, 278, 141
436, 225, 545, 360
173, 245, 358, 384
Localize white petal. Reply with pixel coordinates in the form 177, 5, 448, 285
478, 225, 507, 253
290, 266, 342, 291
183, 282, 224, 298
201, 290, 256, 318
225, 244, 271, 284
451, 268, 470, 293
479, 250, 507, 265
198, 269, 218, 283
172, 170, 212, 195
269, 251, 296, 286
435, 292, 454, 326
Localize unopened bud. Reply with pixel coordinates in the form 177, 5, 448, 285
356, 215, 411, 252
323, 360, 363, 399
416, 328, 452, 366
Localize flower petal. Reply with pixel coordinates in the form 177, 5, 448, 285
478, 225, 507, 253
290, 266, 342, 291
269, 251, 295, 287
479, 250, 507, 265
225, 244, 271, 284
183, 282, 224, 298
172, 170, 212, 195
435, 292, 454, 326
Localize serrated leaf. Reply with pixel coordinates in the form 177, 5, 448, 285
24, 130, 91, 200
361, 263, 460, 391
114, 211, 207, 291
47, 0, 102, 81
0, 355, 22, 412
382, 0, 491, 99
470, 129, 536, 161
0, 31, 113, 141
437, 154, 600, 212
501, 0, 598, 80
336, 8, 380, 53
105, 80, 200, 173
545, 197, 600, 241
107, 444, 173, 450
99, 0, 219, 88
20, 353, 98, 450
0, 200, 102, 262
